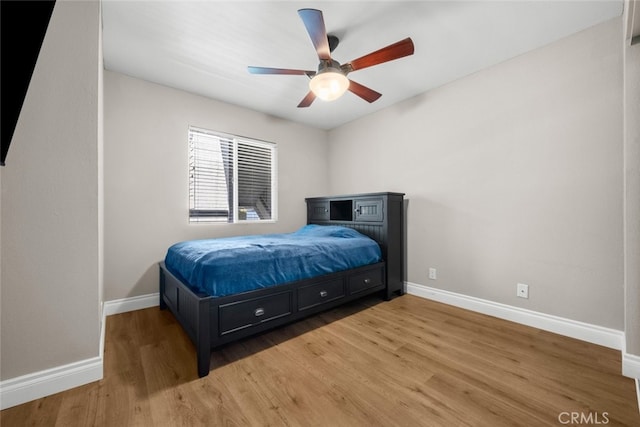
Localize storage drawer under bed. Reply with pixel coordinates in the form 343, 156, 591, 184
348, 264, 385, 295
218, 291, 293, 335
298, 277, 345, 311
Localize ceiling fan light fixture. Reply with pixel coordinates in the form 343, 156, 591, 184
309, 68, 349, 101
248, 9, 414, 108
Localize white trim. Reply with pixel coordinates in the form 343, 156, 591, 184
636, 379, 640, 414
623, 352, 640, 379
99, 301, 106, 357
0, 309, 108, 411
406, 282, 624, 350
0, 293, 159, 410
103, 292, 159, 316
0, 288, 631, 410
0, 356, 103, 410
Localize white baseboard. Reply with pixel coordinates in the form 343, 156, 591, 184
0, 355, 103, 411
623, 352, 640, 379
406, 282, 624, 350
1, 288, 633, 410
103, 292, 159, 316
0, 305, 108, 410
0, 293, 159, 410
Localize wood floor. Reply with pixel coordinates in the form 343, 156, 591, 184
2, 295, 639, 426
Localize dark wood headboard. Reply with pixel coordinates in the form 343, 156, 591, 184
305, 192, 405, 299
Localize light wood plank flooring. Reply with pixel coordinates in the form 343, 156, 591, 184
2, 295, 639, 426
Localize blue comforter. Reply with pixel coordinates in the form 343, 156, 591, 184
164, 225, 382, 297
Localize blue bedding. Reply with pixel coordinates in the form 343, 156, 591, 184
164, 225, 382, 297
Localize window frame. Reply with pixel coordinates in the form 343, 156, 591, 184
188, 126, 277, 224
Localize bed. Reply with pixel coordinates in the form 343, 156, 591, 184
159, 192, 404, 377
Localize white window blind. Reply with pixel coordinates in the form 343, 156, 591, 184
189, 127, 276, 223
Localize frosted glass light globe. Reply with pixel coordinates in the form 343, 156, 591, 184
309, 70, 349, 101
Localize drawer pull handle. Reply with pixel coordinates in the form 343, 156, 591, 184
254, 308, 265, 317
319, 290, 328, 298
363, 278, 371, 284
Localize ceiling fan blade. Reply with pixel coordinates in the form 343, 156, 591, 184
298, 9, 331, 61
297, 91, 316, 108
348, 80, 382, 103
248, 66, 314, 76
345, 37, 415, 72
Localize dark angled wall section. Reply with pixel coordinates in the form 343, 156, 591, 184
1, 0, 56, 166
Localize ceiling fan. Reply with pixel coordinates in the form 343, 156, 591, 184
247, 8, 415, 108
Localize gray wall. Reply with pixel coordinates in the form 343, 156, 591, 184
624, 7, 640, 356
103, 71, 330, 301
1, 0, 631, 389
328, 18, 624, 330
0, 0, 102, 379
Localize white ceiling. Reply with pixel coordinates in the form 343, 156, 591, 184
102, 1, 623, 130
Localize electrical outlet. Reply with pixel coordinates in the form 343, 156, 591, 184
429, 268, 437, 280
517, 283, 529, 299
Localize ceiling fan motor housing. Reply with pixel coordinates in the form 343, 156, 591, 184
316, 59, 344, 76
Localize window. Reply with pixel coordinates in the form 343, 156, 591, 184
189, 127, 276, 223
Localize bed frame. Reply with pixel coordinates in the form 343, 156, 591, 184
159, 192, 404, 377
